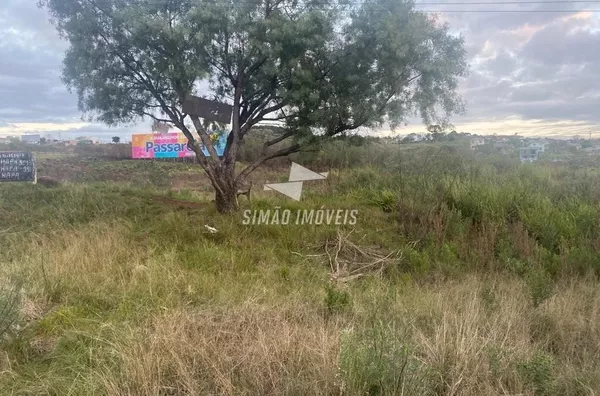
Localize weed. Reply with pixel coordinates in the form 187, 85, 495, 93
479, 282, 499, 312
517, 351, 557, 396
339, 321, 431, 395
324, 283, 352, 315
370, 189, 397, 213
526, 269, 555, 308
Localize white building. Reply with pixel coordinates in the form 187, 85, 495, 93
520, 146, 541, 163
528, 140, 548, 153
21, 134, 41, 144
470, 137, 485, 150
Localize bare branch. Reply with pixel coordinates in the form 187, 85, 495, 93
264, 130, 295, 148
142, 112, 174, 124
241, 102, 286, 135
236, 143, 301, 183
189, 116, 223, 165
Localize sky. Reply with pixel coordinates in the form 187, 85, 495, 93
0, 1, 599, 140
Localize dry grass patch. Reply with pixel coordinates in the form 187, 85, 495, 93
102, 304, 341, 396
1, 220, 600, 395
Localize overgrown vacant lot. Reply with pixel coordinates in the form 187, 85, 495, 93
1, 144, 600, 395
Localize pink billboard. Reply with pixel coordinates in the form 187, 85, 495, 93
131, 132, 228, 159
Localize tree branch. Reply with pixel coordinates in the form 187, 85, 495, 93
264, 130, 295, 148
241, 101, 286, 136
141, 112, 174, 124
190, 115, 223, 165
236, 142, 301, 183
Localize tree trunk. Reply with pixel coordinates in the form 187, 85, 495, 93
214, 185, 239, 213
210, 161, 239, 213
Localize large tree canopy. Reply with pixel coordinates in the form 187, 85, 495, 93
42, 0, 467, 212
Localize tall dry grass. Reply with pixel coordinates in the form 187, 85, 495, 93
64, 275, 597, 396
2, 219, 600, 394
102, 305, 341, 395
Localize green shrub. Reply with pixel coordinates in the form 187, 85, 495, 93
339, 321, 432, 395
518, 196, 577, 253
324, 283, 351, 315
405, 249, 433, 274
517, 351, 556, 396
505, 257, 529, 276
526, 269, 555, 308
565, 247, 600, 276
370, 189, 397, 213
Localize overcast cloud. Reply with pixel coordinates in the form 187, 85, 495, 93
0, 1, 599, 140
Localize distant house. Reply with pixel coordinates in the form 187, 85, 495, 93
520, 146, 541, 163
529, 141, 547, 153
569, 136, 582, 143
21, 134, 41, 144
493, 142, 512, 155
470, 137, 485, 150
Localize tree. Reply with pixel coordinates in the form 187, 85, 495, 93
42, 0, 467, 213
401, 133, 419, 144
151, 120, 171, 134
112, 136, 121, 143
427, 124, 446, 142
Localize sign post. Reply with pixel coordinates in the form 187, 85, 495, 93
0, 152, 36, 183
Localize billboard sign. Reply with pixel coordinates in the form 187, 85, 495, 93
131, 131, 229, 159
182, 95, 233, 124
0, 152, 36, 182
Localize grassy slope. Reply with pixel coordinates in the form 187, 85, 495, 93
1, 144, 600, 395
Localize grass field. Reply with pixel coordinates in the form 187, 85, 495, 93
1, 141, 600, 395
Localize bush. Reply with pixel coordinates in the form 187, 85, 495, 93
339, 321, 432, 395
370, 189, 397, 213
324, 283, 351, 315
517, 351, 557, 396
526, 269, 555, 308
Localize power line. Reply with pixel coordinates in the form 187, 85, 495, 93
416, 0, 600, 4
136, 0, 600, 5
93, 0, 600, 13
217, 0, 600, 4
201, 0, 600, 3
244, 0, 600, 12
417, 8, 600, 10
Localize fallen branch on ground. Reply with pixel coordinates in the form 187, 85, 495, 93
324, 229, 408, 282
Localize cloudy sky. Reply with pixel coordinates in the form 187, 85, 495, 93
0, 0, 599, 140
